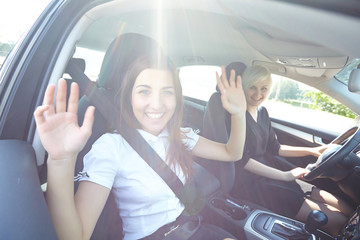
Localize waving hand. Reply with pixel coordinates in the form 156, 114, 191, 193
34, 79, 95, 160
216, 66, 246, 116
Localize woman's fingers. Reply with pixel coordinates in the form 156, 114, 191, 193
228, 69, 236, 88
43, 84, 56, 118
38, 79, 82, 123
55, 79, 67, 113
217, 66, 242, 93
34, 105, 50, 125
221, 66, 230, 89
81, 106, 95, 136
67, 82, 79, 115
216, 71, 225, 93
236, 75, 243, 90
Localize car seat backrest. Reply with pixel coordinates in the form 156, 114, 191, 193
75, 33, 163, 174
64, 58, 86, 98
70, 33, 164, 240
199, 62, 246, 194
0, 140, 58, 239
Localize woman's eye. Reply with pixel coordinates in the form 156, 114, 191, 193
139, 89, 150, 95
163, 90, 174, 95
261, 87, 268, 92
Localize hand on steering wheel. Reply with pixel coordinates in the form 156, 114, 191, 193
303, 127, 360, 181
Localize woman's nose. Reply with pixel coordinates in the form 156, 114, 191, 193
254, 89, 261, 98
149, 93, 162, 109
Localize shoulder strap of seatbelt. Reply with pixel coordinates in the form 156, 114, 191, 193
66, 59, 187, 203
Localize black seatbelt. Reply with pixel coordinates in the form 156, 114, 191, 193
66, 59, 187, 204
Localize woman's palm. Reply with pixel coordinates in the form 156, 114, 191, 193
34, 79, 94, 160
216, 66, 246, 116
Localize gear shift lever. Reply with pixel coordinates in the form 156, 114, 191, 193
305, 210, 328, 234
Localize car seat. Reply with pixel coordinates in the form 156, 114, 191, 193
65, 58, 86, 99
72, 33, 163, 240
198, 62, 247, 194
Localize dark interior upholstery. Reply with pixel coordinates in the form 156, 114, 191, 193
0, 140, 57, 239
75, 33, 163, 178
65, 58, 86, 98
198, 62, 247, 194
73, 33, 164, 239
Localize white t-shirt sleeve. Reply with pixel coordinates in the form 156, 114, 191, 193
79, 134, 120, 189
180, 127, 199, 150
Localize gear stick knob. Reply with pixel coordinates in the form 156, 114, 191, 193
305, 210, 328, 234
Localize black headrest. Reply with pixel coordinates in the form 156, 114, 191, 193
216, 61, 247, 92
97, 33, 162, 94
65, 58, 86, 74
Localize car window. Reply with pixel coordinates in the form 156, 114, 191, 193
335, 58, 360, 85
0, 0, 50, 68
264, 75, 357, 133
72, 47, 105, 81
179, 65, 220, 101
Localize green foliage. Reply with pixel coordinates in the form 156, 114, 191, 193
0, 43, 14, 56
269, 78, 300, 100
303, 91, 357, 119
269, 76, 357, 119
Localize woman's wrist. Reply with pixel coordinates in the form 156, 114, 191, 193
231, 111, 246, 119
47, 154, 77, 170
282, 171, 295, 182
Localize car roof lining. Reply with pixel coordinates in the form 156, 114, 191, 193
31, 0, 360, 166
77, 0, 360, 108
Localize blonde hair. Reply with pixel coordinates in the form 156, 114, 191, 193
242, 65, 272, 90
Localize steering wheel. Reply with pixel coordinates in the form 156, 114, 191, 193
303, 126, 360, 181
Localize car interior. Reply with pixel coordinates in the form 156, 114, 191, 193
1, 0, 360, 239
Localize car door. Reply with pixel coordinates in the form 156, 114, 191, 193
0, 0, 102, 238
264, 75, 357, 170
263, 75, 358, 200
270, 117, 338, 168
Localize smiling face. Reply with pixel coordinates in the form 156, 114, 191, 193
131, 68, 176, 136
244, 76, 272, 109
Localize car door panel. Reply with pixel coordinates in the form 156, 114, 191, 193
268, 118, 349, 197
0, 140, 57, 239
270, 117, 338, 167
183, 98, 206, 134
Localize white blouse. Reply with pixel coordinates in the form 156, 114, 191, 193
80, 128, 199, 239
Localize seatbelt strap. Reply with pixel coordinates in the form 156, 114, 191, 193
66, 59, 186, 203
121, 125, 185, 194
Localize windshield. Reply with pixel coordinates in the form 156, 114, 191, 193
335, 58, 360, 85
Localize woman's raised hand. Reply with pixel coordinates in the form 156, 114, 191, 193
216, 66, 246, 116
34, 79, 95, 160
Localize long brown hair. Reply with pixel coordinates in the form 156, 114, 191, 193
115, 54, 193, 181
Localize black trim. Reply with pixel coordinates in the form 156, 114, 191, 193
272, 0, 360, 18
0, 140, 57, 239
270, 117, 338, 143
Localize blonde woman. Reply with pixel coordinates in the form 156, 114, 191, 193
232, 65, 353, 237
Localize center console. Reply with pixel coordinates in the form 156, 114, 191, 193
244, 210, 314, 240
203, 192, 333, 240
193, 162, 334, 239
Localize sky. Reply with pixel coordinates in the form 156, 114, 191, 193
0, 0, 51, 42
